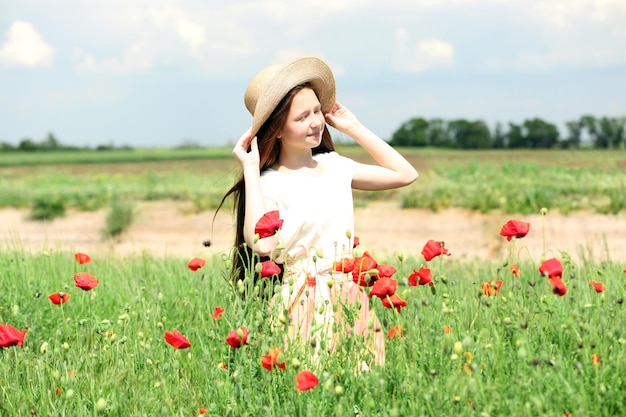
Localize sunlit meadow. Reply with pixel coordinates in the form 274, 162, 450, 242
1, 149, 625, 416
1, 214, 624, 417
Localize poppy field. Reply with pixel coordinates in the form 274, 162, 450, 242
1, 212, 625, 417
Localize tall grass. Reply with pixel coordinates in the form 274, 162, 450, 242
0, 246, 624, 416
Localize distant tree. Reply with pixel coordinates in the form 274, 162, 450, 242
597, 117, 625, 149
448, 119, 492, 149
506, 123, 525, 148
40, 132, 62, 150
18, 138, 37, 151
390, 117, 429, 147
579, 114, 598, 146
426, 118, 450, 147
522, 118, 560, 148
0, 141, 15, 151
493, 122, 506, 149
564, 120, 583, 148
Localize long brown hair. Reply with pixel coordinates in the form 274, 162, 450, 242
216, 83, 336, 291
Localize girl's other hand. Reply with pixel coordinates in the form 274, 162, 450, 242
232, 127, 260, 170
324, 101, 360, 133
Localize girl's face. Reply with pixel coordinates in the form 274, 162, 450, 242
278, 88, 325, 151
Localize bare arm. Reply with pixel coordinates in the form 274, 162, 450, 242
325, 102, 418, 191
232, 129, 279, 256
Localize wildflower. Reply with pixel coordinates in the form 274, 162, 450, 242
259, 259, 281, 277
255, 210, 283, 238
49, 292, 70, 305
591, 353, 601, 366
444, 325, 451, 334
377, 264, 397, 278
0, 324, 27, 348
499, 220, 530, 241
510, 264, 521, 277
74, 272, 99, 291
226, 326, 249, 348
369, 277, 398, 298
260, 348, 286, 371
539, 258, 563, 278
481, 280, 503, 297
549, 276, 567, 296
74, 252, 91, 264
295, 370, 319, 391
211, 307, 225, 320
380, 293, 407, 313
187, 257, 206, 272
421, 240, 451, 262
408, 266, 433, 286
351, 251, 378, 287
199, 408, 207, 415
333, 257, 355, 273
164, 329, 191, 349
589, 280, 606, 293
353, 236, 360, 248
387, 325, 403, 338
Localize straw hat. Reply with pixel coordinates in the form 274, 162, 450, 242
244, 55, 336, 137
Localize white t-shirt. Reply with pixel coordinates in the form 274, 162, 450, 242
260, 151, 355, 273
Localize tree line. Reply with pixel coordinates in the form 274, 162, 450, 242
388, 115, 626, 149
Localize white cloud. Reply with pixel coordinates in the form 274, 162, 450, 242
75, 40, 153, 75
0, 20, 54, 69
393, 28, 455, 72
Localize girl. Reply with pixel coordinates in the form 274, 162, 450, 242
221, 55, 418, 367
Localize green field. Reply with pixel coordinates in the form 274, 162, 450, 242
1, 148, 625, 216
1, 148, 625, 416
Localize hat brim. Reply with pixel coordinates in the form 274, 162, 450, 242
248, 56, 336, 137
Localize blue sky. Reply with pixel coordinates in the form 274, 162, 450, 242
1, 0, 625, 148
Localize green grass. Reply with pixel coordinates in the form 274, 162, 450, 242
1, 148, 625, 215
0, 244, 624, 416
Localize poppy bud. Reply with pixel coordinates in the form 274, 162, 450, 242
540, 207, 548, 215
237, 280, 245, 294
317, 303, 325, 315
276, 242, 285, 250
397, 252, 404, 262
65, 389, 74, 399
95, 398, 107, 414
40, 342, 49, 354
454, 341, 463, 354
291, 358, 301, 369
254, 263, 262, 273
315, 248, 324, 259
345, 229, 352, 239
254, 234, 260, 244
278, 313, 287, 325
334, 385, 344, 396
327, 280, 334, 289
368, 315, 375, 330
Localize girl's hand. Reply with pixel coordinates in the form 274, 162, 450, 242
232, 128, 260, 170
324, 101, 360, 134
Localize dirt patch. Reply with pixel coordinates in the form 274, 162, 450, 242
1, 201, 625, 263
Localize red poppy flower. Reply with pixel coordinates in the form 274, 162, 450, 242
49, 292, 70, 305
387, 325, 403, 338
549, 276, 567, 296
164, 329, 191, 349
591, 353, 601, 366
0, 324, 27, 348
254, 210, 284, 239
187, 257, 206, 271
408, 266, 433, 286
377, 263, 397, 278
589, 280, 606, 293
259, 260, 281, 277
199, 408, 207, 415
443, 325, 451, 334
380, 293, 407, 313
510, 264, 521, 277
333, 257, 355, 273
260, 348, 286, 371
539, 258, 563, 278
352, 251, 378, 287
353, 236, 360, 248
74, 272, 99, 291
74, 252, 91, 264
421, 240, 451, 262
481, 280, 503, 297
211, 306, 225, 320
295, 370, 319, 391
226, 326, 249, 348
369, 277, 398, 298
499, 220, 530, 241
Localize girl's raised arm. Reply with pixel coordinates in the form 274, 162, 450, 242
324, 102, 418, 191
233, 129, 279, 255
